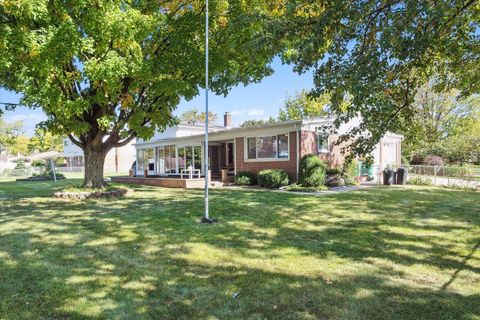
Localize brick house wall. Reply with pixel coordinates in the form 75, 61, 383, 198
300, 131, 347, 167
235, 131, 298, 181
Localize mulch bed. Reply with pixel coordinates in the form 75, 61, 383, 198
53, 188, 133, 200
17, 176, 66, 182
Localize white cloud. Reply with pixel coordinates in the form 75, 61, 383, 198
230, 110, 246, 116
230, 108, 266, 117
247, 109, 265, 116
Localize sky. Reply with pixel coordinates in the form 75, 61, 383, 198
0, 58, 314, 136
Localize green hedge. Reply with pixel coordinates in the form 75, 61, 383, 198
234, 171, 257, 185
258, 169, 289, 188
299, 154, 327, 187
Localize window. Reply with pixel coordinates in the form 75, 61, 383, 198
145, 148, 154, 171
186, 146, 193, 168
278, 134, 289, 158
246, 134, 289, 160
194, 146, 202, 170
156, 147, 165, 174
178, 147, 186, 171
247, 138, 256, 159
258, 136, 277, 158
317, 133, 329, 152
137, 149, 145, 172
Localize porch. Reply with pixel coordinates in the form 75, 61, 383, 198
136, 138, 235, 182
111, 176, 225, 189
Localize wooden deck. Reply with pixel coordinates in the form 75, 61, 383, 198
111, 176, 206, 189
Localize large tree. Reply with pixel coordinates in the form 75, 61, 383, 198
274, 0, 479, 157
0, 0, 276, 187
402, 80, 480, 160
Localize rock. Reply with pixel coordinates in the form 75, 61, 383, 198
325, 174, 345, 187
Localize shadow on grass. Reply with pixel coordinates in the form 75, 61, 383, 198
0, 183, 479, 319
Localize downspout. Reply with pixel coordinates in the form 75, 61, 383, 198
295, 123, 300, 182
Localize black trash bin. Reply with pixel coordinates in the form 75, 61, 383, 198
383, 168, 395, 185
396, 167, 408, 185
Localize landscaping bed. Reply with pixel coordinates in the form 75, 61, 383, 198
53, 185, 133, 200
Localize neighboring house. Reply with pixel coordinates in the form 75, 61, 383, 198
134, 112, 403, 181
62, 137, 137, 173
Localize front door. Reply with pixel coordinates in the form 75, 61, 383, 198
209, 146, 221, 176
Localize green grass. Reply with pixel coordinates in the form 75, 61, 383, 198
0, 180, 479, 320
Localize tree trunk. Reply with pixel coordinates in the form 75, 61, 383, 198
83, 145, 108, 188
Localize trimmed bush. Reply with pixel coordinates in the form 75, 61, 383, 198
258, 169, 289, 188
299, 154, 327, 187
234, 171, 256, 185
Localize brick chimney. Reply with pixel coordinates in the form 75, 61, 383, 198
223, 112, 232, 128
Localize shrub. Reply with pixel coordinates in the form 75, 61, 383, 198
284, 184, 328, 192
31, 160, 45, 167
401, 156, 411, 166
299, 154, 327, 187
258, 169, 289, 188
13, 158, 28, 170
33, 168, 65, 179
344, 177, 359, 186
407, 176, 433, 186
410, 154, 425, 165
326, 167, 342, 175
234, 171, 256, 185
424, 155, 446, 166
342, 159, 359, 179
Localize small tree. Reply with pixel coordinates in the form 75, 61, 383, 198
28, 128, 64, 153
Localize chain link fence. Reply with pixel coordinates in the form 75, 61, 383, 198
405, 164, 480, 188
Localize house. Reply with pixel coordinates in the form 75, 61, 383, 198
132, 112, 403, 183
62, 137, 137, 173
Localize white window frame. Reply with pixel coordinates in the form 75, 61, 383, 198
244, 133, 290, 162
316, 131, 330, 154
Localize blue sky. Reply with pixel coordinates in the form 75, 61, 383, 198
0, 58, 314, 136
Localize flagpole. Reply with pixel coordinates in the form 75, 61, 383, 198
203, 0, 210, 221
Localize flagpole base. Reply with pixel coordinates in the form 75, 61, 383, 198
201, 217, 219, 224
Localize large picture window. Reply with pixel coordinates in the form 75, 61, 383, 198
246, 134, 289, 160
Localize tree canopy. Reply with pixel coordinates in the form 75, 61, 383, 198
274, 0, 479, 156
180, 108, 217, 125
0, 116, 23, 153
278, 90, 330, 121
0, 0, 277, 186
402, 81, 480, 163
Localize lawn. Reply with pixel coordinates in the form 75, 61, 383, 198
0, 180, 479, 320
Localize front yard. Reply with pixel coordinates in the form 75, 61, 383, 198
0, 180, 479, 319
